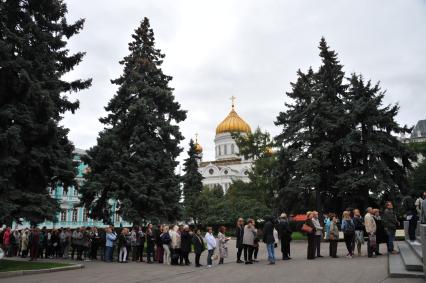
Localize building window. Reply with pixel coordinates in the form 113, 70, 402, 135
74, 188, 78, 196
60, 210, 67, 222
83, 208, 88, 222
231, 144, 235, 154
62, 188, 67, 197
224, 170, 228, 175
72, 209, 78, 222
209, 168, 214, 175
224, 144, 227, 155
115, 211, 120, 223
218, 145, 221, 156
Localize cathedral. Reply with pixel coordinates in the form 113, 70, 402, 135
195, 99, 253, 192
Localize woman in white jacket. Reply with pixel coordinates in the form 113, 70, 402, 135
205, 227, 216, 268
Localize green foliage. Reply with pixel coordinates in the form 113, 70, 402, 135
182, 139, 204, 224
409, 159, 426, 194
407, 141, 426, 156
80, 18, 186, 224
196, 185, 227, 225
0, 0, 91, 225
275, 38, 415, 214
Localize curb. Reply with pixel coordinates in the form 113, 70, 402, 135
0, 264, 84, 279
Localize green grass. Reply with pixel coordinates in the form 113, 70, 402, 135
291, 232, 307, 241
0, 260, 71, 272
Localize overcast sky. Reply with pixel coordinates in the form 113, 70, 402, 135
62, 0, 426, 162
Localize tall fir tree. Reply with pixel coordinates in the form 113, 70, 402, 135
80, 18, 186, 224
275, 38, 416, 214
337, 74, 415, 209
182, 139, 203, 225
0, 0, 91, 225
276, 38, 348, 212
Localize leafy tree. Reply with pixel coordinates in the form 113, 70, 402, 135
233, 128, 278, 212
407, 141, 426, 156
196, 185, 227, 226
0, 0, 91, 225
225, 180, 271, 223
182, 139, 203, 225
80, 18, 186, 224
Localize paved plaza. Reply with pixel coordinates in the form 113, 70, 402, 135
0, 240, 423, 283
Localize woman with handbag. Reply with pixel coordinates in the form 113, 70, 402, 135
304, 211, 316, 260
329, 215, 339, 258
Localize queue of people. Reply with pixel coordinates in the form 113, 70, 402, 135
0, 199, 416, 267
304, 202, 399, 261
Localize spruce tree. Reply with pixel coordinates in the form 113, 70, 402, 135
80, 18, 186, 224
338, 74, 415, 209
182, 139, 203, 225
276, 37, 349, 212
0, 0, 91, 225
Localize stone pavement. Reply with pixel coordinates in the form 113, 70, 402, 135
1, 240, 423, 283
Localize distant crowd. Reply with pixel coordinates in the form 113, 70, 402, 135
1, 193, 426, 267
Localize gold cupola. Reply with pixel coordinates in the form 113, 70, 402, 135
215, 97, 251, 135
194, 134, 203, 154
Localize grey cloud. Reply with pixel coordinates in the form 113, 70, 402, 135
61, 0, 426, 162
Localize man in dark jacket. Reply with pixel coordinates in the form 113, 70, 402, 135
263, 216, 275, 265
278, 213, 292, 260
402, 194, 418, 242
236, 218, 244, 263
180, 225, 192, 265
382, 201, 399, 254
192, 229, 205, 267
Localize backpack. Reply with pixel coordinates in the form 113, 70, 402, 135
343, 220, 355, 234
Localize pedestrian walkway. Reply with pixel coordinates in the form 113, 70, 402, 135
0, 241, 423, 283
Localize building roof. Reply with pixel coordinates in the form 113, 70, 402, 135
411, 119, 426, 138
215, 101, 251, 135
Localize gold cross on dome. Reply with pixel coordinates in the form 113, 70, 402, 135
230, 95, 236, 109
195, 133, 198, 142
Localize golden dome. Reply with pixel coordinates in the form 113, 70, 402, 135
194, 134, 203, 154
216, 101, 251, 135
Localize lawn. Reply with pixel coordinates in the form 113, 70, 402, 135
0, 260, 71, 272
291, 231, 307, 241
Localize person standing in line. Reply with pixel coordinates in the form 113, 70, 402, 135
364, 207, 377, 258
98, 228, 106, 261
235, 218, 245, 263
312, 211, 324, 257
20, 229, 29, 258
180, 225, 192, 265
373, 209, 385, 256
71, 228, 78, 260
341, 211, 355, 258
90, 227, 99, 260
382, 201, 399, 254
205, 227, 216, 268
278, 213, 292, 260
218, 226, 230, 264
161, 226, 171, 264
192, 228, 205, 267
305, 211, 317, 260
243, 219, 257, 264
353, 209, 365, 256
29, 227, 40, 261
402, 193, 418, 243
169, 225, 181, 265
118, 228, 129, 263
2, 227, 11, 257
104, 227, 116, 262
75, 227, 84, 261
155, 225, 164, 263
146, 223, 155, 264
130, 227, 139, 262
329, 215, 339, 258
263, 216, 276, 265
